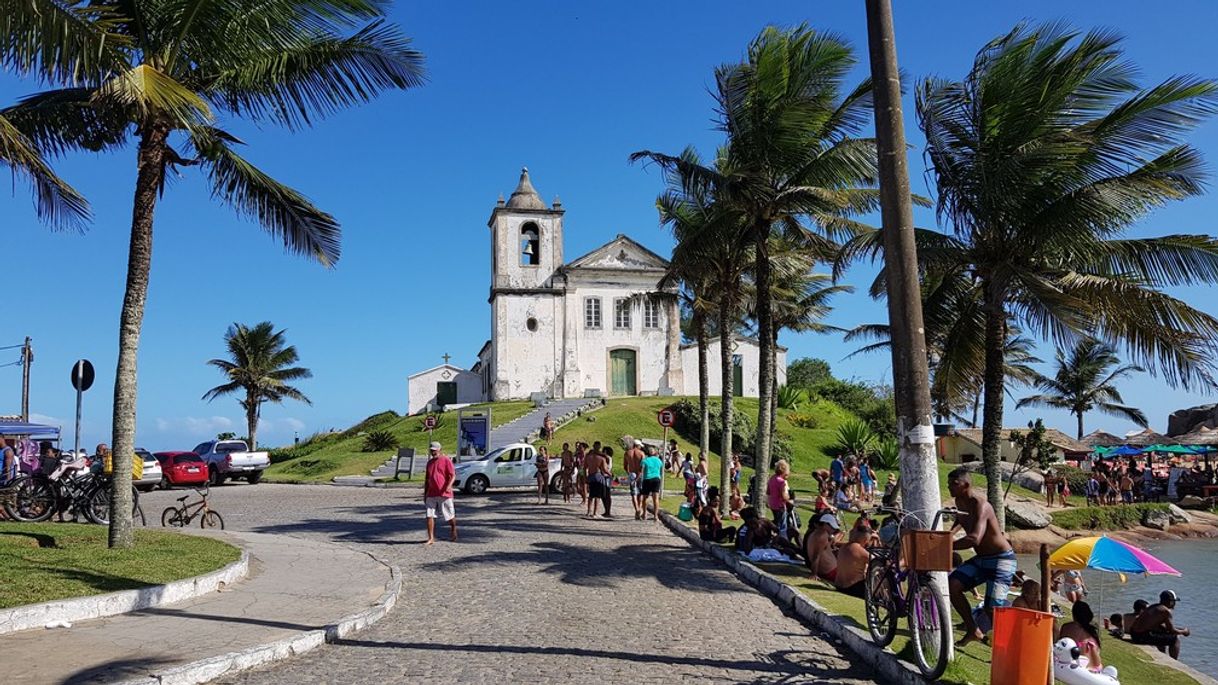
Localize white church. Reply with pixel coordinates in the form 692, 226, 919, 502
406, 168, 787, 415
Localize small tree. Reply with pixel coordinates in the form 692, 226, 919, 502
1006, 419, 1056, 499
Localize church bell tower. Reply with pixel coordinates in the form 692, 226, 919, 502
486, 168, 565, 400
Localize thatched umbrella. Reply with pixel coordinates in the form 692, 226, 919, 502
1081, 430, 1125, 448
1123, 429, 1171, 447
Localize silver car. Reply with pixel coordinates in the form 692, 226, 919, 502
134, 448, 162, 491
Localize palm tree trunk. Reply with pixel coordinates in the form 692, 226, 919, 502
246, 391, 259, 451
696, 311, 711, 461
1076, 411, 1084, 441
771, 328, 780, 439
981, 283, 1008, 530
109, 123, 170, 549
719, 294, 734, 515
753, 224, 775, 504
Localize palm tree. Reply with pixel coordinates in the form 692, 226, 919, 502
634, 25, 881, 499
203, 322, 312, 452
1017, 339, 1148, 439
914, 24, 1218, 528
655, 147, 751, 513
1, 0, 424, 548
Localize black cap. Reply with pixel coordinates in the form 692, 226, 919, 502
1160, 590, 1180, 603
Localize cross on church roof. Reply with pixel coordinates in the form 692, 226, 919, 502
442, 353, 452, 365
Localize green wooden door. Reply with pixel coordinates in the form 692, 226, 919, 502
436, 381, 458, 405
732, 354, 744, 398
609, 349, 637, 396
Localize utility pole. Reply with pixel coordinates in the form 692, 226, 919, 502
864, 1, 943, 530
20, 337, 32, 421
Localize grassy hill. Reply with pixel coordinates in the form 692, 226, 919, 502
264, 400, 534, 482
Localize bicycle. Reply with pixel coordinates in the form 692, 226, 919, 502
2, 461, 142, 525
161, 486, 224, 529
863, 505, 958, 681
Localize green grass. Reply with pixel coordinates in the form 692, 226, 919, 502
264, 401, 534, 482
1050, 503, 1171, 531
661, 498, 1199, 685
0, 522, 241, 609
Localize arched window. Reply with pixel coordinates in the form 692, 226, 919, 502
520, 223, 540, 265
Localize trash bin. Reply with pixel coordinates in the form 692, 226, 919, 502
990, 606, 1054, 685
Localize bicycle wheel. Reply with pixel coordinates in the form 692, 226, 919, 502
85, 483, 112, 524
161, 507, 185, 527
3, 476, 56, 522
863, 559, 898, 647
200, 510, 224, 530
908, 577, 952, 681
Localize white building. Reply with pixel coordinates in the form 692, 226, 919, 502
406, 168, 786, 414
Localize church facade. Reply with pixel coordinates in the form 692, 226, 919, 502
406, 168, 786, 415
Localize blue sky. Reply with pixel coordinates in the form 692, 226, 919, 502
2, 1, 1217, 451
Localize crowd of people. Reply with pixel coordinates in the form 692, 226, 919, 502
420, 435, 1195, 670
1044, 455, 1218, 507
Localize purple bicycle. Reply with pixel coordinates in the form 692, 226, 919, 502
864, 506, 958, 681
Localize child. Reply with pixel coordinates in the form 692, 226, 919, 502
1011, 580, 1042, 610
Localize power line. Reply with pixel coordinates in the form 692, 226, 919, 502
0, 343, 24, 351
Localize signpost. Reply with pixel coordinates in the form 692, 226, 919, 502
657, 407, 675, 460
69, 359, 95, 459
424, 414, 437, 445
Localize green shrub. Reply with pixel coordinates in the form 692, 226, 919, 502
835, 419, 876, 455
672, 399, 755, 457
809, 377, 896, 438
1050, 503, 1170, 531
788, 412, 819, 429
361, 430, 400, 452
874, 438, 900, 470
776, 385, 805, 410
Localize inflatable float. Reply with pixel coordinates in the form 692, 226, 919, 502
1053, 638, 1119, 685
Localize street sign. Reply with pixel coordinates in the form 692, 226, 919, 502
657, 408, 675, 428
70, 359, 95, 392
424, 415, 437, 430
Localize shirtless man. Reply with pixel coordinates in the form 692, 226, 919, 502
804, 512, 841, 580
833, 526, 872, 597
625, 440, 646, 519
559, 442, 575, 502
946, 467, 1016, 646
584, 442, 612, 519
1129, 590, 1189, 659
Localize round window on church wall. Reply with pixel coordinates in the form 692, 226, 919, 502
526, 317, 538, 332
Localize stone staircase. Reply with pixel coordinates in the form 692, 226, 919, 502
365, 398, 603, 480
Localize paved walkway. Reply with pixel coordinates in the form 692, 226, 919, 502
0, 530, 389, 684
125, 484, 877, 684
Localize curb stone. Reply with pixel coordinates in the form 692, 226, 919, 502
115, 546, 402, 685
659, 510, 924, 685
0, 550, 250, 636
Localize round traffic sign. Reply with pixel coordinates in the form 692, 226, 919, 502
657, 408, 675, 428
424, 415, 437, 430
70, 359, 95, 392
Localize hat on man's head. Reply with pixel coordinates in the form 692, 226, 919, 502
429, 441, 441, 451
634, 440, 643, 447
816, 512, 841, 531
1161, 590, 1180, 603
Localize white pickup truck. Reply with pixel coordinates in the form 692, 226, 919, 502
191, 439, 270, 485
453, 443, 562, 494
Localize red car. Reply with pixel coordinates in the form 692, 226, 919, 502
154, 451, 210, 488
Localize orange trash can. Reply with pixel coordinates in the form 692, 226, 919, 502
990, 607, 1054, 685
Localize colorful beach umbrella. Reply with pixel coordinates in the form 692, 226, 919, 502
1049, 536, 1181, 576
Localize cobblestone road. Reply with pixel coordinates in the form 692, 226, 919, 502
140, 484, 877, 684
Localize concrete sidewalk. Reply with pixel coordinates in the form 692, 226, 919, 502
0, 530, 396, 685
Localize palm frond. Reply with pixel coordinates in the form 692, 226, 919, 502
190, 127, 340, 266
0, 112, 90, 229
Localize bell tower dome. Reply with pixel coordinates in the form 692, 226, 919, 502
488, 167, 564, 294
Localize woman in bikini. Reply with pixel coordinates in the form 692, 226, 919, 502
534, 445, 550, 504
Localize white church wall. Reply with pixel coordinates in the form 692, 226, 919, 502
679, 338, 787, 397
491, 293, 564, 399
570, 282, 671, 397
407, 365, 482, 415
